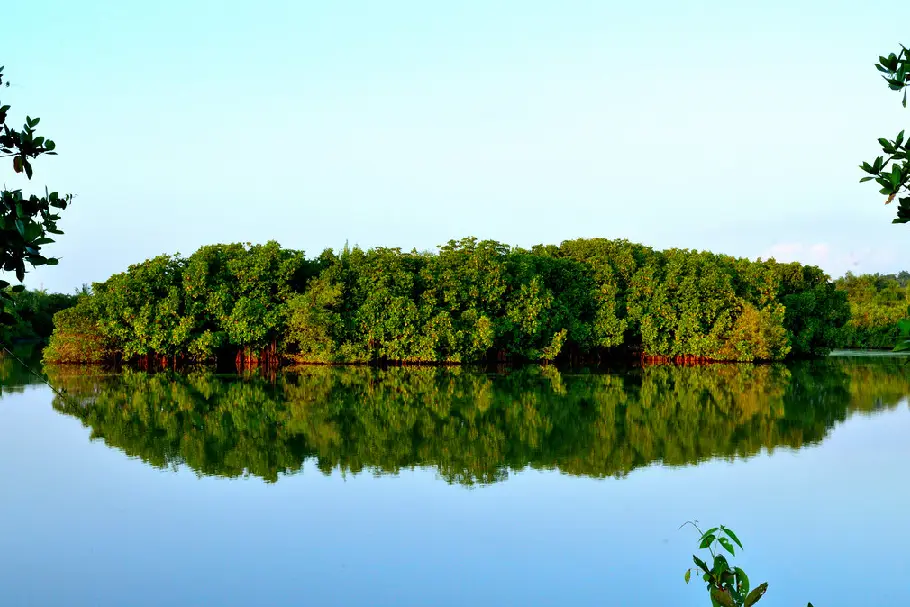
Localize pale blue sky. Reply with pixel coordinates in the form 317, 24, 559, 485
4, 0, 909, 292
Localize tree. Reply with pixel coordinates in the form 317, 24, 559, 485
859, 46, 910, 222
0, 65, 71, 324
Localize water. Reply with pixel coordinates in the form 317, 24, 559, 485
1, 355, 908, 606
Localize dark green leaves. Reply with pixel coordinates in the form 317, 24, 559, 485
863, 45, 910, 220
0, 66, 72, 324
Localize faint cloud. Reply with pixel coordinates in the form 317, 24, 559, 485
762, 242, 831, 267
759, 242, 898, 278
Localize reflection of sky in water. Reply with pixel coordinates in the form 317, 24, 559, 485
1, 385, 908, 606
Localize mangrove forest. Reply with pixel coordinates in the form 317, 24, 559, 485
36, 238, 853, 366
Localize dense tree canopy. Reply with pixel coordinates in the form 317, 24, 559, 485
44, 238, 849, 365
0, 65, 71, 325
37, 357, 908, 484
834, 272, 908, 348
0, 287, 77, 345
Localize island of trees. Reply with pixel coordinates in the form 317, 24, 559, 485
13, 237, 854, 366
3, 238, 906, 367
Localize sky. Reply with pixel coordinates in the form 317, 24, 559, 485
3, 0, 910, 293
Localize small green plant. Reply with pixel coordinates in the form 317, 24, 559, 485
682, 521, 817, 607
682, 521, 767, 607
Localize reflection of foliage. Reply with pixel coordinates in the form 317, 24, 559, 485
39, 357, 910, 485
0, 346, 44, 395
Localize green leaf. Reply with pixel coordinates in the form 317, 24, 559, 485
860, 176, 874, 182
23, 221, 41, 241
734, 567, 751, 597
711, 587, 736, 607
717, 537, 735, 555
693, 555, 710, 573
685, 569, 691, 584
711, 554, 730, 576
744, 582, 769, 607
699, 533, 716, 549
10, 284, 25, 293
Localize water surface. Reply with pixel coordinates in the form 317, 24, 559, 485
1, 356, 908, 606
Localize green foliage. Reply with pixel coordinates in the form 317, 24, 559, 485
0, 65, 71, 324
684, 522, 815, 607
769, 262, 848, 357
893, 313, 910, 352
46, 241, 313, 364
0, 287, 76, 345
45, 238, 849, 365
683, 522, 765, 607
860, 45, 910, 222
41, 295, 113, 364
34, 356, 908, 483
834, 272, 908, 349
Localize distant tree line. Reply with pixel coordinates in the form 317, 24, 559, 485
833, 272, 909, 348
39, 238, 851, 365
0, 288, 78, 346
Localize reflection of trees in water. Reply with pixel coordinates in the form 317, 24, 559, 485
44, 358, 910, 485
0, 347, 45, 396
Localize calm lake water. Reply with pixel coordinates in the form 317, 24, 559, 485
1, 355, 908, 606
